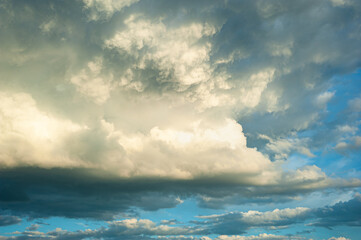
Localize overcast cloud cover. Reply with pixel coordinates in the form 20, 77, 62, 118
0, 0, 360, 239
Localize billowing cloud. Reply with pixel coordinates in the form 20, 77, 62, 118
0, 0, 360, 238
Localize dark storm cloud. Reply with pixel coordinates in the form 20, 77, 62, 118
0, 167, 358, 220
0, 167, 183, 220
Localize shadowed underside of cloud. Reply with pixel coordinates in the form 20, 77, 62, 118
0, 166, 359, 220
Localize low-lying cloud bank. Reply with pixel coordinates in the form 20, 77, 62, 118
1, 194, 360, 239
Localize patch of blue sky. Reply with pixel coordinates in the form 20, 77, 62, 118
327, 69, 361, 122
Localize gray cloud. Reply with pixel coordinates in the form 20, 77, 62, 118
311, 193, 361, 228
197, 194, 361, 234
0, 166, 359, 220
25, 224, 40, 231
0, 215, 21, 227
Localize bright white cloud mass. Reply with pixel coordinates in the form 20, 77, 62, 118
0, 0, 360, 239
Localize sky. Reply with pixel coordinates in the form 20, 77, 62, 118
0, 0, 360, 239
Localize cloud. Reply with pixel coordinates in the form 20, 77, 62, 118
25, 224, 40, 231
214, 234, 304, 240
335, 136, 361, 153
0, 215, 21, 227
83, 0, 140, 20
2, 165, 357, 220
198, 207, 311, 234
198, 194, 361, 234
0, 0, 360, 228
2, 195, 360, 239
15, 219, 200, 240
0, 92, 86, 168
70, 57, 114, 104
311, 193, 361, 228
0, 218, 302, 240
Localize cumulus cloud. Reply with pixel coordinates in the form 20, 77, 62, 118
0, 92, 86, 168
0, 0, 360, 233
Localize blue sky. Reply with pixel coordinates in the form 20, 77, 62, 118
0, 0, 360, 239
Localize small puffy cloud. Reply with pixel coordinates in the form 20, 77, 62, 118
315, 91, 335, 108
334, 136, 361, 153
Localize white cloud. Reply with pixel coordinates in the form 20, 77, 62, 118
83, 0, 139, 20
0, 91, 86, 168
99, 118, 274, 179
239, 69, 275, 109
329, 0, 352, 7
200, 207, 311, 227
105, 16, 216, 86
316, 91, 334, 107
215, 234, 303, 240
262, 135, 315, 160
328, 237, 351, 240
70, 57, 114, 104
